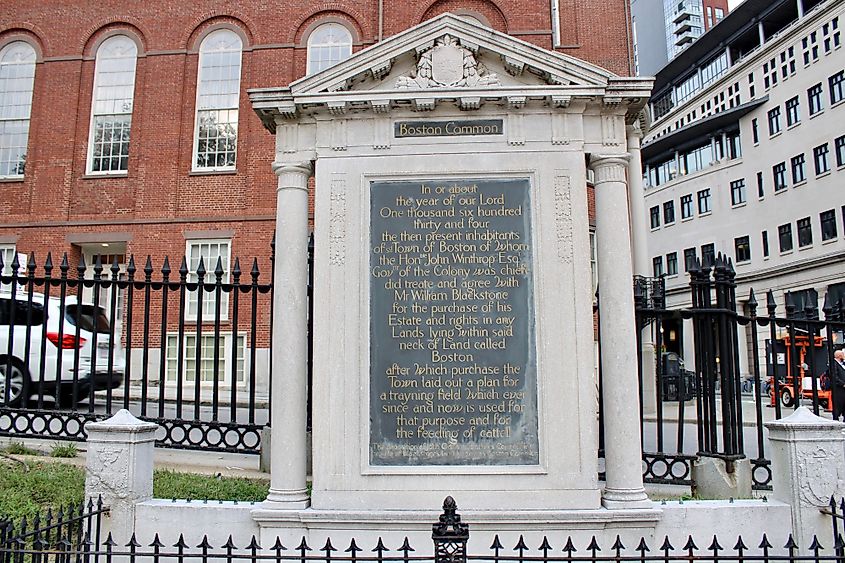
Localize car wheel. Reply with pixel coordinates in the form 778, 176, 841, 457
780, 387, 794, 408
0, 359, 29, 407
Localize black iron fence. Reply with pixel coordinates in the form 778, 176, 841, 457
628, 253, 845, 491
0, 251, 272, 453
2, 496, 844, 563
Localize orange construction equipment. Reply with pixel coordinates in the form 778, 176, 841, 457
769, 335, 830, 411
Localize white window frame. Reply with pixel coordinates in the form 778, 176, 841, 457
86, 35, 138, 175
165, 331, 247, 386
185, 238, 231, 322
192, 29, 242, 172
0, 41, 36, 179
306, 23, 353, 75
0, 244, 16, 276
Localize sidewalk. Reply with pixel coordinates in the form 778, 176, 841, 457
642, 394, 833, 426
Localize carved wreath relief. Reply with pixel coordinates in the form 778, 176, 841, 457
396, 35, 500, 89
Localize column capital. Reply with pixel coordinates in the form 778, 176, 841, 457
589, 153, 630, 184
272, 161, 313, 192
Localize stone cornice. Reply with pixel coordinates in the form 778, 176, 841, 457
250, 84, 653, 134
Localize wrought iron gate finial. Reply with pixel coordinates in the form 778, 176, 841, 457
433, 497, 469, 563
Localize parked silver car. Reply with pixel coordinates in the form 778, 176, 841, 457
0, 292, 125, 406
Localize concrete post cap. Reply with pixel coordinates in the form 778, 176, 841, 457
85, 409, 159, 434
765, 406, 845, 431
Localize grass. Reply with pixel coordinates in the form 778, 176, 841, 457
0, 458, 269, 526
0, 461, 85, 524
153, 469, 269, 502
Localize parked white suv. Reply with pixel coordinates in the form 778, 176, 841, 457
0, 292, 125, 406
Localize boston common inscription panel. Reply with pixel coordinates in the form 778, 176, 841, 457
369, 178, 538, 466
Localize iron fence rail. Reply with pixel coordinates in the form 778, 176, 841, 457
630, 254, 845, 491
2, 497, 844, 563
0, 252, 272, 453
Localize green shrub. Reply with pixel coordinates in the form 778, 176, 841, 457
49, 443, 78, 458
4, 442, 39, 456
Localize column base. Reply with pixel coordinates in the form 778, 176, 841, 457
601, 487, 652, 510
262, 488, 311, 510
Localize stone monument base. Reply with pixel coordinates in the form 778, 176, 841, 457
251, 505, 662, 552
691, 457, 752, 499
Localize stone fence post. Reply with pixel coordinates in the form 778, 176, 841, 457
766, 406, 845, 553
85, 409, 158, 544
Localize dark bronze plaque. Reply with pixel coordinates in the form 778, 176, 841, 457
369, 178, 538, 466
394, 120, 504, 138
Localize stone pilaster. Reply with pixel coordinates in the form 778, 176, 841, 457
84, 409, 158, 544
590, 153, 651, 509
264, 160, 313, 509
626, 125, 657, 416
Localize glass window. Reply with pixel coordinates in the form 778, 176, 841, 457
87, 36, 137, 174
751, 118, 759, 144
830, 71, 845, 105
779, 223, 793, 252
797, 217, 813, 247
730, 179, 745, 206
0, 42, 36, 178
650, 206, 660, 229
821, 209, 837, 241
791, 154, 806, 184
767, 106, 781, 135
756, 171, 764, 198
166, 332, 246, 385
684, 247, 697, 271
814, 143, 830, 175
185, 239, 231, 320
193, 30, 242, 171
808, 83, 823, 115
762, 231, 769, 257
785, 96, 800, 126
666, 252, 678, 276
701, 243, 715, 268
836, 135, 845, 168
652, 256, 663, 277
663, 201, 675, 224
734, 236, 751, 263
697, 188, 711, 214
307, 23, 352, 75
681, 194, 693, 219
773, 162, 787, 191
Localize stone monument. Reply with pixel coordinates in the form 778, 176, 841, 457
250, 13, 655, 541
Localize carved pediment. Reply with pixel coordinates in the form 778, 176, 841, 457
249, 13, 654, 130
395, 34, 500, 89
287, 13, 617, 96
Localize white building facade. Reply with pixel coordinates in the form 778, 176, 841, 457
641, 0, 844, 376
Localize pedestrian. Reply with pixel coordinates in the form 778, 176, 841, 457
831, 349, 845, 421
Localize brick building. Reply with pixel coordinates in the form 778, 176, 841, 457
0, 0, 632, 267
0, 1, 630, 391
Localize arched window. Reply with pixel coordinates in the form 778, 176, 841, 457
0, 41, 36, 178
307, 23, 352, 75
193, 29, 242, 171
87, 35, 137, 174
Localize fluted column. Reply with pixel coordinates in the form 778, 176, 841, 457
265, 161, 313, 509
590, 153, 651, 509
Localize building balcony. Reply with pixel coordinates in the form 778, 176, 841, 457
673, 9, 693, 24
